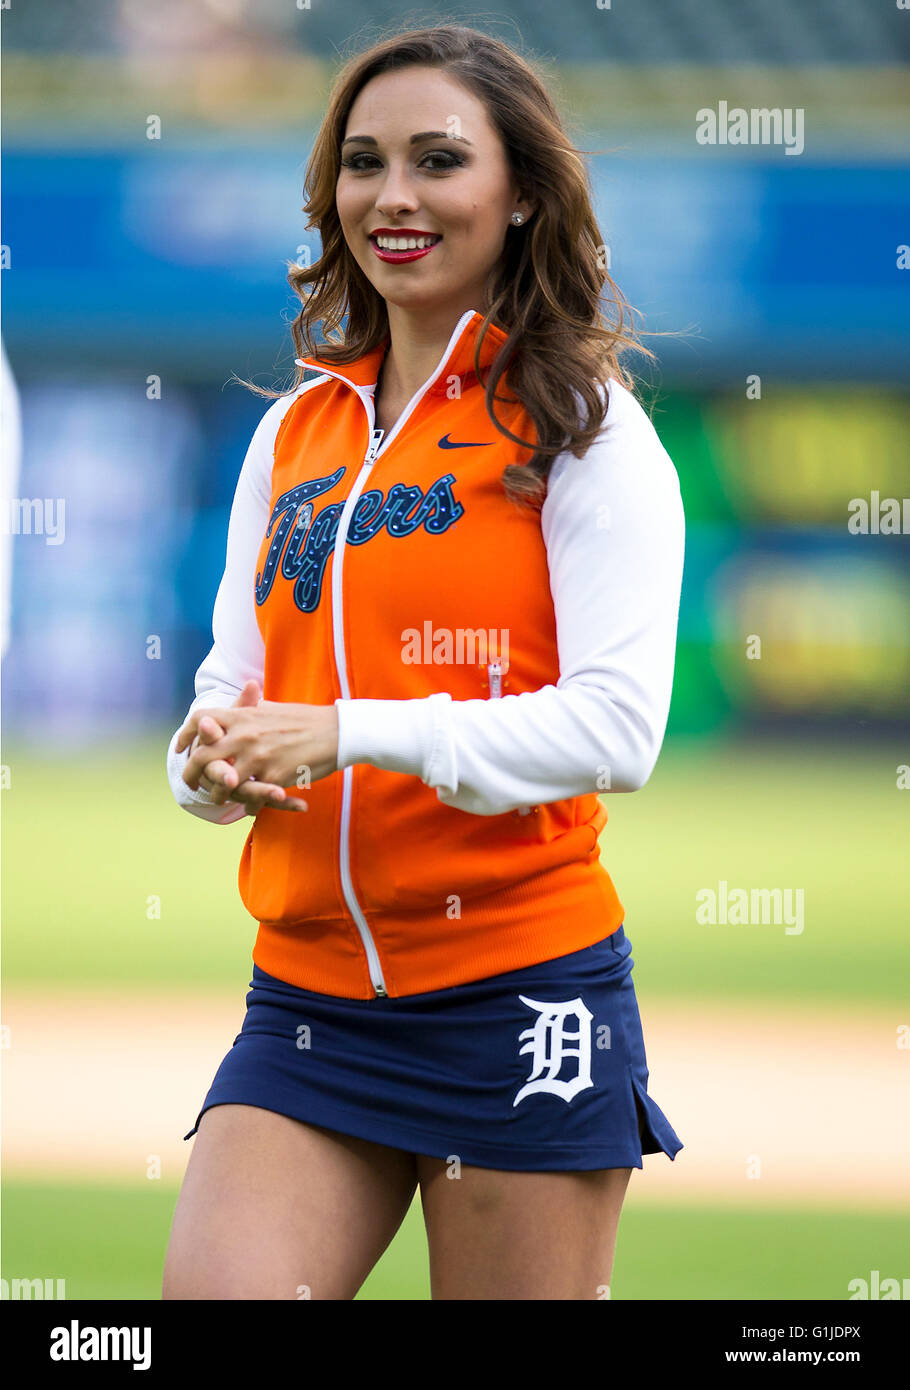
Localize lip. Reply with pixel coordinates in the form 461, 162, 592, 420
368, 230, 442, 264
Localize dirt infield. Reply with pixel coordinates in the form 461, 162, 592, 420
2, 988, 908, 1208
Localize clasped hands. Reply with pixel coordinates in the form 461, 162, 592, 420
176, 679, 339, 821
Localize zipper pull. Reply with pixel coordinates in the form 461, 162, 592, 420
488, 659, 533, 816
364, 427, 384, 464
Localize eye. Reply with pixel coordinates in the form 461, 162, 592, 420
419, 149, 465, 171
339, 149, 465, 173
339, 152, 381, 171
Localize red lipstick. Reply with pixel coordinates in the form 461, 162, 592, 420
368, 229, 442, 264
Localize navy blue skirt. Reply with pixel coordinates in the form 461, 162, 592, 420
184, 923, 683, 1172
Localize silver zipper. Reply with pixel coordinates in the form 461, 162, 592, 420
299, 310, 479, 997
331, 422, 388, 996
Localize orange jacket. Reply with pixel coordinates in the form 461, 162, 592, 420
167, 309, 685, 998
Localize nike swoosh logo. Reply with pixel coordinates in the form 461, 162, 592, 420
438, 434, 493, 449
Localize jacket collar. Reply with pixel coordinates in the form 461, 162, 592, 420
294, 309, 510, 397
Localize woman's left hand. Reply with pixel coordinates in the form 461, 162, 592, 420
176, 696, 339, 804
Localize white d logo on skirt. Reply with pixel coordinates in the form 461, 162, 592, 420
513, 995, 594, 1106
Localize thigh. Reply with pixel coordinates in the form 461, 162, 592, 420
163, 1104, 418, 1300
417, 1156, 632, 1300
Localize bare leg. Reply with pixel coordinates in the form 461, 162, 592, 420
418, 1157, 632, 1300
162, 1105, 418, 1300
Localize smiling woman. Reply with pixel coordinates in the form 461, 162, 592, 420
236, 23, 654, 504
335, 72, 535, 344
164, 23, 686, 1303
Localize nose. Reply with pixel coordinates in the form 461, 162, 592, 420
373, 159, 420, 219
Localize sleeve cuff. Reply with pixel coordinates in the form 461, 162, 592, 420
334, 695, 448, 778
166, 728, 248, 824
167, 731, 215, 804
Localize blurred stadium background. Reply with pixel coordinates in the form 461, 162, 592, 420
2, 0, 908, 1300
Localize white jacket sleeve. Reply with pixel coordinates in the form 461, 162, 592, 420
334, 379, 686, 816
165, 388, 307, 824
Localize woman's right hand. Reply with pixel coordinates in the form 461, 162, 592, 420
188, 681, 309, 821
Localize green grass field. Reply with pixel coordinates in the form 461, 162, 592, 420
2, 733, 906, 1001
3, 1181, 908, 1300
3, 734, 907, 1300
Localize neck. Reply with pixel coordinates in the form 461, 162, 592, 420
379, 301, 481, 404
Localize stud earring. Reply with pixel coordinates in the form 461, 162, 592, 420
511, 212, 524, 225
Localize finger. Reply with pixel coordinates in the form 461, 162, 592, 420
194, 732, 232, 769
266, 792, 308, 811
182, 733, 243, 790
175, 719, 197, 754
233, 679, 262, 708
220, 783, 308, 817
184, 750, 227, 792
203, 771, 266, 801
201, 762, 250, 804
200, 757, 237, 788
201, 743, 271, 792
176, 710, 227, 754
238, 795, 309, 816
197, 716, 226, 744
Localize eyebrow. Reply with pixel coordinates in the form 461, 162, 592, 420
341, 131, 474, 148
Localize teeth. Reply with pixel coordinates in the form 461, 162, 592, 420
375, 234, 439, 250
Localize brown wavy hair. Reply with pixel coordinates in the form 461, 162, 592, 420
239, 21, 657, 509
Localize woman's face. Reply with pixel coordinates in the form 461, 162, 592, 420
336, 66, 532, 319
